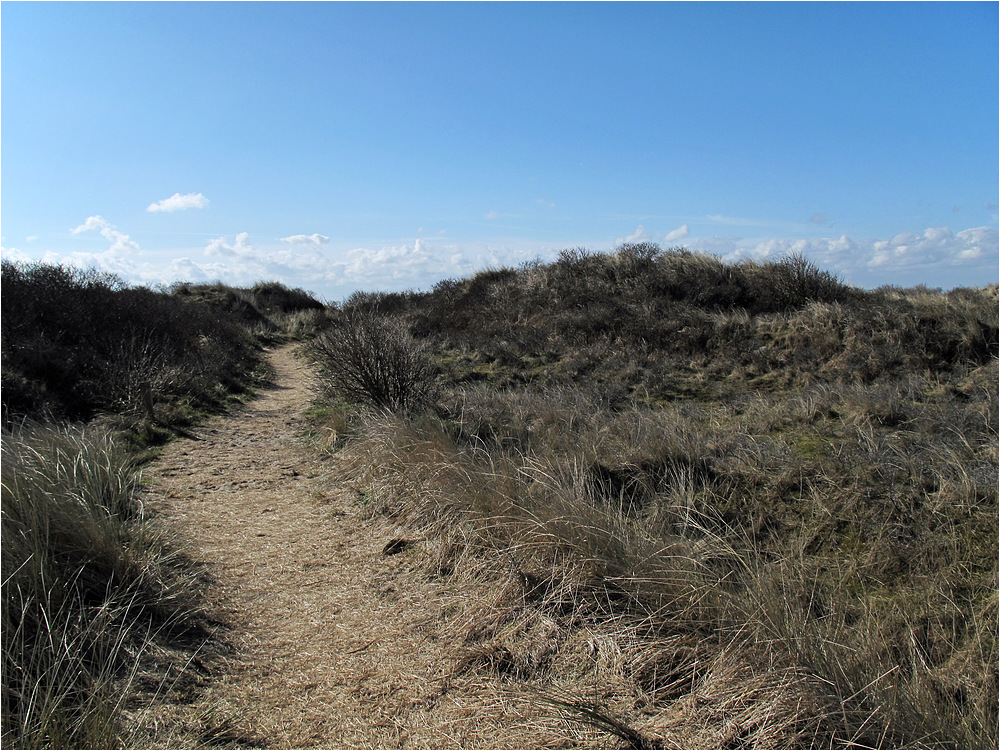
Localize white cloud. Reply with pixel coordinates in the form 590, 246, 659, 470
324, 238, 551, 292
870, 226, 961, 268
1, 245, 30, 263
955, 226, 995, 259
156, 257, 234, 284
281, 233, 331, 247
147, 192, 209, 212
615, 225, 651, 245
485, 210, 501, 220
664, 224, 690, 244
205, 232, 255, 258
70, 215, 140, 254
687, 224, 998, 288
16, 218, 996, 303
71, 215, 111, 234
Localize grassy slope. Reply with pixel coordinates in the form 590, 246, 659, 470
312, 245, 998, 748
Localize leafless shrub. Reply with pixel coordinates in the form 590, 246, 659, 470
308, 311, 437, 413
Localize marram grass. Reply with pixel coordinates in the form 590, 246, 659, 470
2, 421, 207, 748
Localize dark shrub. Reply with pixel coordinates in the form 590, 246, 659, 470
745, 252, 856, 313
342, 290, 414, 316
1, 261, 260, 423
250, 281, 325, 313
308, 311, 437, 413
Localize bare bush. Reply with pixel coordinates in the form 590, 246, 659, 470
308, 311, 437, 413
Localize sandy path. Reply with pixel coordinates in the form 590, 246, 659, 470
144, 344, 557, 749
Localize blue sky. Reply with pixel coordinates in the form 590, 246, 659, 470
2, 1, 997, 301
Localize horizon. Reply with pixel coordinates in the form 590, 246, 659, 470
2, 1, 997, 302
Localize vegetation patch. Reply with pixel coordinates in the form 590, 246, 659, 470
2, 262, 262, 429
3, 248, 995, 748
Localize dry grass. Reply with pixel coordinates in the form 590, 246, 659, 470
6, 253, 991, 747
1, 421, 220, 748
321, 274, 998, 748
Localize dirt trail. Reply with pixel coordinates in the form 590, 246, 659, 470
146, 344, 542, 749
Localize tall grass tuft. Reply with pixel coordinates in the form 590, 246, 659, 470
2, 421, 210, 748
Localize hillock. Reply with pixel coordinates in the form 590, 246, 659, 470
338, 245, 997, 400
308, 244, 998, 747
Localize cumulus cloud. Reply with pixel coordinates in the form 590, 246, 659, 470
153, 257, 236, 285
321, 238, 551, 292
954, 226, 996, 259
281, 233, 331, 246
70, 215, 140, 254
664, 224, 690, 244
867, 226, 997, 269
205, 232, 255, 258
20, 218, 996, 304
193, 233, 282, 285
146, 192, 209, 212
82, 237, 484, 296
871, 227, 952, 268
340, 239, 437, 281
615, 226, 651, 245
30, 228, 143, 278
71, 216, 110, 234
